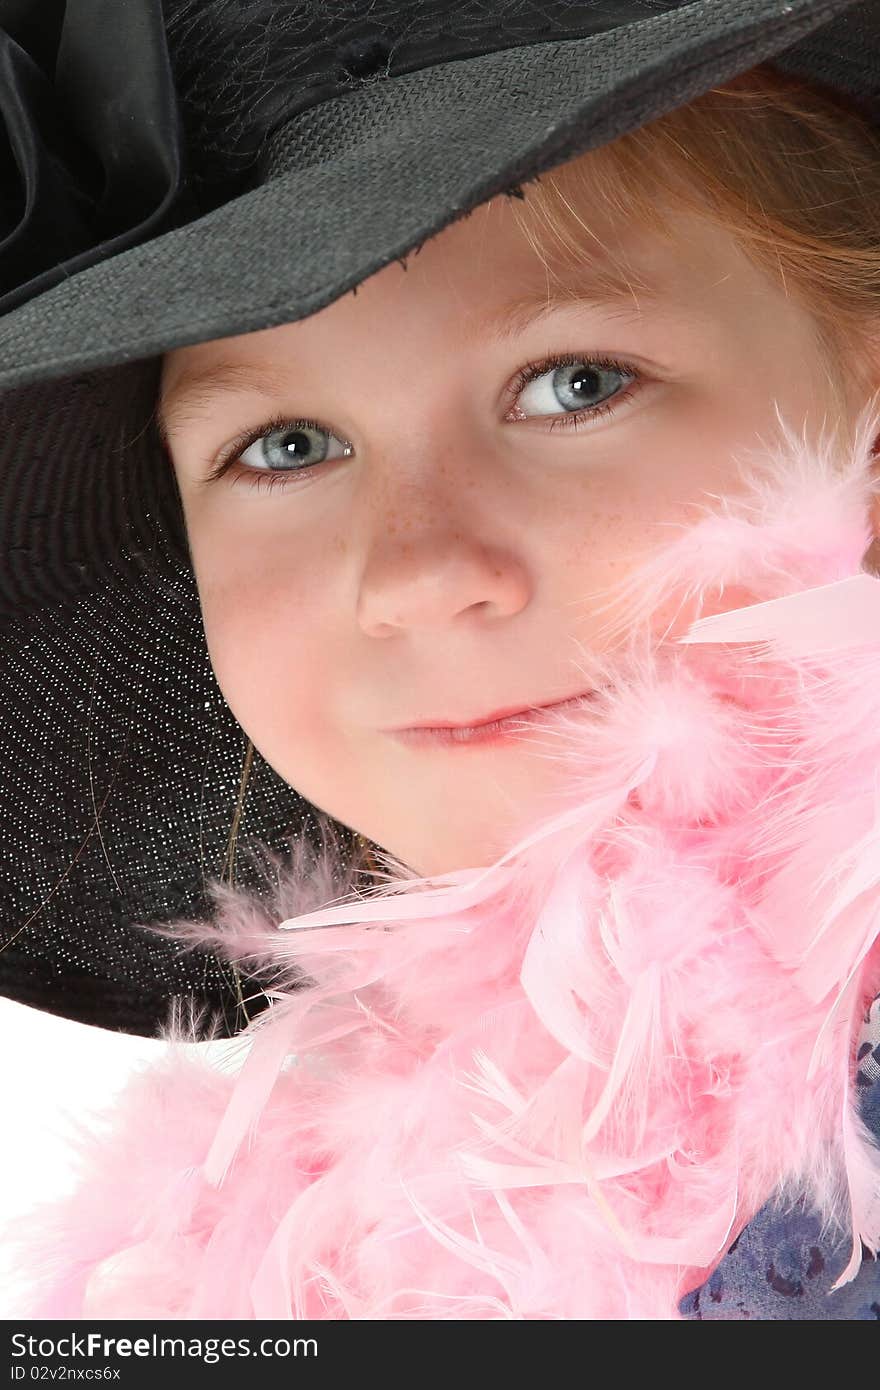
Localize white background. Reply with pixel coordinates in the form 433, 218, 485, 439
0, 996, 246, 1318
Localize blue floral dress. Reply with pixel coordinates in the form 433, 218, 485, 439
679, 994, 880, 1319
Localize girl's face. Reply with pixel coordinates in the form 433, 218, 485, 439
160, 182, 879, 876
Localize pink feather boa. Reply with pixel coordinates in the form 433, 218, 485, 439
7, 404, 880, 1320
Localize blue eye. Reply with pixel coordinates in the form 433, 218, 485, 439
512, 352, 640, 425
206, 351, 642, 494
239, 418, 353, 472
200, 415, 352, 494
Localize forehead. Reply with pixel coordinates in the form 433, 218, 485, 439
158, 195, 733, 437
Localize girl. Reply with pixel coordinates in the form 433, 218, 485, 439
1, 0, 880, 1319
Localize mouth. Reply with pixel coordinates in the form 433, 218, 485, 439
387, 691, 598, 748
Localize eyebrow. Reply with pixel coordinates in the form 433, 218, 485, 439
469, 261, 663, 343
157, 362, 295, 449
157, 263, 662, 447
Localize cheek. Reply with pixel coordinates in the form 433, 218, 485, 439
184, 519, 339, 751
200, 583, 355, 814
544, 402, 786, 643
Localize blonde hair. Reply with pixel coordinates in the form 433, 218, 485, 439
504, 62, 880, 432
226, 61, 880, 889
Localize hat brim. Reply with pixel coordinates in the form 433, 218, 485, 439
0, 0, 865, 389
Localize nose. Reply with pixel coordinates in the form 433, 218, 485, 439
355, 474, 531, 636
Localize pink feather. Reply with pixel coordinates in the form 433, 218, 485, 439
5, 402, 880, 1318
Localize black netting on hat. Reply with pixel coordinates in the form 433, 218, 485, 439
158, 0, 699, 205
0, 358, 367, 1037
160, 0, 880, 205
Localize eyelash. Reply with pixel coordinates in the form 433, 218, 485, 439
203, 351, 643, 494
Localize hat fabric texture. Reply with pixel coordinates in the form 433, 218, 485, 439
0, 0, 876, 1036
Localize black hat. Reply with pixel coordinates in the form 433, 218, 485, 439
0, 0, 875, 1038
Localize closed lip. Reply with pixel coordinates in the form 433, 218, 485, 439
386, 690, 595, 732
